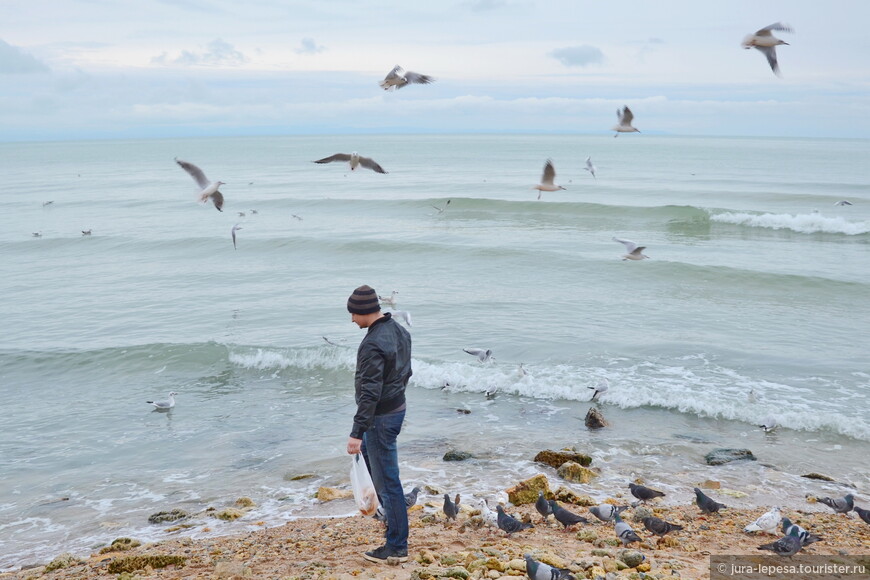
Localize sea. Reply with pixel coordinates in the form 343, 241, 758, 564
0, 134, 868, 571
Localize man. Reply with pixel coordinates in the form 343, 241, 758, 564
346, 284, 412, 563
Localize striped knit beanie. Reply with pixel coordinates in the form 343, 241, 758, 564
347, 284, 381, 315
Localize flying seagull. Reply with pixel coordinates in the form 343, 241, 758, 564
175, 158, 225, 211
742, 22, 794, 76
613, 237, 650, 260
432, 199, 451, 213
834, 200, 853, 206
613, 106, 640, 137
313, 152, 387, 174
534, 159, 566, 200
379, 290, 398, 307
588, 378, 609, 401
379, 65, 435, 90
231, 224, 242, 250
464, 348, 493, 363
584, 156, 597, 179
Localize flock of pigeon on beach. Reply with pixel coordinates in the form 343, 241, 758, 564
384, 482, 869, 578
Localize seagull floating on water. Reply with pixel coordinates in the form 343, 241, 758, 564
742, 22, 793, 76
534, 159, 565, 200
613, 237, 650, 260
32, 231, 42, 237
313, 152, 387, 174
231, 224, 242, 250
379, 65, 435, 90
147, 391, 177, 410
613, 106, 640, 137
175, 158, 225, 211
759, 417, 778, 433
584, 156, 597, 179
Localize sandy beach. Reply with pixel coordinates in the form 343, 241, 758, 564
4, 477, 868, 580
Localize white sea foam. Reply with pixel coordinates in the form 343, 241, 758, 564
710, 211, 870, 235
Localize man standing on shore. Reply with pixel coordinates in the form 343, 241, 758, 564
345, 284, 412, 563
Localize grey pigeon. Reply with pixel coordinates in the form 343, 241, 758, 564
855, 506, 870, 525
642, 516, 683, 537
629, 482, 665, 502
535, 491, 552, 522
758, 534, 803, 557
495, 504, 533, 535
524, 553, 576, 580
818, 493, 854, 514
443, 493, 460, 521
549, 500, 589, 530
589, 504, 629, 523
374, 486, 422, 522
694, 487, 726, 514
781, 517, 823, 546
614, 514, 642, 546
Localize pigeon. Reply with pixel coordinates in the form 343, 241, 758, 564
642, 516, 683, 537
535, 491, 552, 522
781, 517, 823, 546
443, 493, 460, 521
313, 152, 387, 174
629, 483, 665, 503
175, 158, 225, 211
379, 65, 435, 90
374, 486, 422, 522
757, 534, 802, 557
742, 22, 794, 76
495, 504, 533, 535
588, 378, 609, 401
584, 156, 596, 179
388, 310, 412, 327
758, 417, 778, 433
549, 500, 589, 530
231, 223, 242, 249
744, 507, 782, 534
614, 514, 642, 546
477, 499, 498, 528
524, 554, 576, 580
853, 506, 870, 525
378, 290, 398, 307
694, 487, 726, 514
834, 200, 853, 206
533, 159, 566, 200
613, 237, 650, 260
588, 504, 629, 523
147, 391, 177, 410
613, 106, 640, 137
463, 348, 493, 363
817, 494, 854, 514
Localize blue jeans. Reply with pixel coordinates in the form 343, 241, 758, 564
362, 408, 408, 552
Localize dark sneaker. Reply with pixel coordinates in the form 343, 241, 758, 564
363, 545, 408, 564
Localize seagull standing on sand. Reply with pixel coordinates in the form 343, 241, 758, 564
534, 159, 566, 200
584, 156, 597, 179
147, 391, 177, 410
175, 158, 225, 212
379, 65, 435, 90
313, 152, 387, 174
231, 224, 242, 250
613, 106, 640, 137
742, 22, 793, 76
613, 237, 650, 260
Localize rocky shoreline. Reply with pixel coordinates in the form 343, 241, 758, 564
3, 466, 869, 580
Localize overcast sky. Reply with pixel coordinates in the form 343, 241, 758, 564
1, 0, 868, 141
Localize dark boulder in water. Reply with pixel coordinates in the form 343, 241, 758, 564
443, 449, 474, 461
584, 407, 609, 429
704, 448, 757, 466
148, 509, 189, 524
534, 449, 593, 468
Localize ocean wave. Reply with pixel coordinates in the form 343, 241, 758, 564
710, 211, 869, 235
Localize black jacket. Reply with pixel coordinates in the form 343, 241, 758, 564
350, 313, 412, 439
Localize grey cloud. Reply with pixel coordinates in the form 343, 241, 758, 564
295, 37, 325, 55
0, 39, 50, 74
152, 38, 248, 66
549, 45, 604, 67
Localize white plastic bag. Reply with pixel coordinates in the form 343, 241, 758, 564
350, 453, 379, 516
